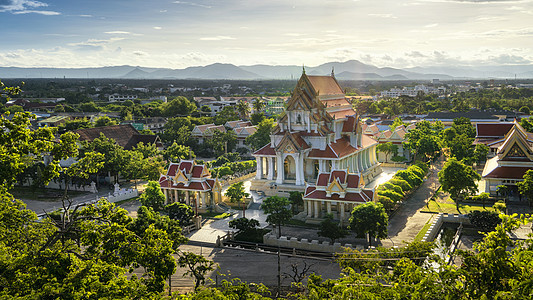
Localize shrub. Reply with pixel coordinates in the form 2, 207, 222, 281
395, 170, 422, 187
389, 178, 412, 192
407, 165, 425, 180
378, 189, 404, 203
377, 196, 395, 211
414, 161, 429, 173
381, 182, 405, 195
391, 155, 406, 162
493, 201, 506, 213
468, 210, 501, 232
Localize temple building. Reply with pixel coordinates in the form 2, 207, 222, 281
251, 71, 381, 196
158, 160, 223, 213
302, 169, 375, 224
482, 121, 533, 194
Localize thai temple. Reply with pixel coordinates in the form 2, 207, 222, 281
251, 70, 381, 222
481, 121, 533, 194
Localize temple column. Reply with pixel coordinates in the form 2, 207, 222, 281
267, 157, 274, 180
174, 189, 178, 204
339, 202, 345, 225
363, 150, 369, 170
319, 160, 325, 172
163, 189, 168, 204
186, 191, 190, 206
201, 192, 207, 208
256, 157, 263, 180
307, 200, 313, 217
314, 201, 320, 218
295, 154, 304, 185
327, 202, 332, 215
276, 154, 284, 184
331, 160, 337, 170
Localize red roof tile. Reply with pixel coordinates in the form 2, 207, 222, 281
307, 75, 344, 95
361, 134, 378, 148
346, 174, 360, 188
253, 143, 276, 156
191, 165, 205, 178
167, 163, 180, 177
308, 145, 338, 159
328, 108, 356, 119
330, 170, 347, 184
330, 137, 358, 158
317, 174, 329, 186
483, 166, 531, 179
342, 116, 357, 132
476, 123, 514, 138
178, 161, 194, 174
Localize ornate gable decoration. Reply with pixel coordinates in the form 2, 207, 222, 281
275, 132, 307, 153
498, 123, 533, 161
326, 178, 346, 198
173, 168, 189, 185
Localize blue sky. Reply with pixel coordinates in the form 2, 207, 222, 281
1, 0, 533, 68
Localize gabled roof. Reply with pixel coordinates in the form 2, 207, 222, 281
275, 131, 309, 152
253, 143, 276, 156
476, 123, 514, 138
304, 169, 374, 203
307, 75, 344, 96
74, 124, 160, 150
193, 123, 216, 134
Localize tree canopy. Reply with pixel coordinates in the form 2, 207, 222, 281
349, 202, 388, 247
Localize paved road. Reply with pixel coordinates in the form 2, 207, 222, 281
381, 161, 444, 247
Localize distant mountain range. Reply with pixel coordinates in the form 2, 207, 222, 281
1, 60, 533, 80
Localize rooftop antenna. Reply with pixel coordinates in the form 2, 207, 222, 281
331, 67, 335, 77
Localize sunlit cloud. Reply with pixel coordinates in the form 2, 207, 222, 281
199, 36, 235, 41
173, 1, 212, 9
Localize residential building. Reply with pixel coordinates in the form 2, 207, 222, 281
74, 124, 163, 150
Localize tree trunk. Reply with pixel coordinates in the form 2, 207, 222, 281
278, 223, 282, 238
368, 233, 372, 247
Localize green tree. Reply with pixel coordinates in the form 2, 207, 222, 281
376, 142, 398, 163
54, 104, 65, 112
349, 202, 388, 247
165, 202, 194, 226
162, 96, 197, 117
132, 141, 159, 159
121, 150, 144, 189
164, 141, 195, 162
262, 196, 292, 238
250, 112, 266, 125
519, 105, 530, 114
140, 181, 166, 211
225, 181, 249, 217
178, 251, 216, 290
79, 101, 100, 112
94, 115, 118, 127
473, 143, 489, 163
318, 213, 348, 244
229, 217, 260, 233
288, 191, 303, 214
208, 129, 237, 157
404, 120, 442, 161
80, 133, 128, 183
518, 169, 533, 205
468, 210, 501, 232
236, 99, 251, 120
390, 117, 406, 131
214, 105, 240, 125
246, 118, 274, 151
438, 157, 481, 209
253, 98, 266, 112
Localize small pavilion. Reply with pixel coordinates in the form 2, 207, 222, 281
303, 169, 375, 225
159, 160, 222, 213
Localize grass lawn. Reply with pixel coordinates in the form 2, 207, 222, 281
201, 211, 232, 219
421, 199, 496, 214
414, 215, 435, 242
10, 186, 90, 201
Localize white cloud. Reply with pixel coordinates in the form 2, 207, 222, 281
153, 26, 162, 30
368, 13, 397, 18
199, 36, 235, 41
425, 23, 439, 28
0, 0, 60, 15
173, 1, 212, 9
104, 31, 131, 35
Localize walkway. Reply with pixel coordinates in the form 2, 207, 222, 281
381, 160, 444, 247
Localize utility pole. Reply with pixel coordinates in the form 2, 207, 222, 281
277, 245, 281, 297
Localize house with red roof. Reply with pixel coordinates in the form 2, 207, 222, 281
158, 160, 223, 213
303, 169, 374, 224
251, 71, 381, 196
482, 121, 533, 194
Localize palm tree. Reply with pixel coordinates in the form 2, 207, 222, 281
236, 99, 250, 120
252, 98, 265, 113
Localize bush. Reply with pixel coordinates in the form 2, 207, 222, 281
414, 161, 429, 173
378, 189, 404, 203
394, 170, 422, 187
381, 182, 405, 196
165, 202, 194, 226
377, 196, 395, 211
407, 165, 425, 180
468, 210, 501, 232
391, 155, 407, 162
493, 201, 506, 214
389, 178, 412, 192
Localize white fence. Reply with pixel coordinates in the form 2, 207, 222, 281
262, 232, 358, 252
21, 179, 98, 193
103, 188, 139, 203
422, 213, 470, 242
